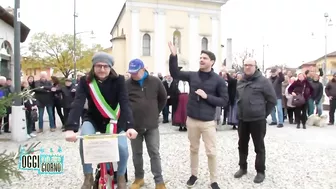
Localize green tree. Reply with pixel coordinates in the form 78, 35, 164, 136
21, 56, 46, 74
28, 32, 85, 78
76, 44, 104, 72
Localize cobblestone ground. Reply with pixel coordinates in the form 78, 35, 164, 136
0, 116, 336, 189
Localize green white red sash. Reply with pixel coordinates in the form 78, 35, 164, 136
88, 79, 120, 134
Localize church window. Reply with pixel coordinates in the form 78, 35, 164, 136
201, 37, 208, 50
173, 30, 181, 54
142, 33, 151, 56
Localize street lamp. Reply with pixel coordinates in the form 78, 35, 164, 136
73, 0, 95, 79
323, 12, 333, 85
262, 43, 268, 73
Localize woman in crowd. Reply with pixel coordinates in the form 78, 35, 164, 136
310, 73, 324, 116
50, 76, 65, 127
288, 73, 313, 129
282, 75, 289, 120
285, 77, 297, 124
227, 72, 238, 129
21, 81, 37, 138
174, 77, 189, 131
27, 75, 36, 131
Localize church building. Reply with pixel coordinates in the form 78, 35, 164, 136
110, 0, 228, 75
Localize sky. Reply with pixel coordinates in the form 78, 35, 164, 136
1, 0, 336, 68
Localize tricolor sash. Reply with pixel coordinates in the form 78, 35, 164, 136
88, 79, 120, 134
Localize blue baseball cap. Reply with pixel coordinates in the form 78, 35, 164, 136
128, 59, 144, 74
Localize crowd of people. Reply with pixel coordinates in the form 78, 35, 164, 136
1, 41, 334, 189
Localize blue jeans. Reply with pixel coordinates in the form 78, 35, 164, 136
79, 121, 129, 175
38, 106, 55, 129
271, 99, 283, 124
316, 100, 323, 116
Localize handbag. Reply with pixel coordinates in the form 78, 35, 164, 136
292, 84, 306, 107
31, 109, 38, 122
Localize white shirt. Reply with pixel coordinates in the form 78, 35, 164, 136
178, 81, 189, 93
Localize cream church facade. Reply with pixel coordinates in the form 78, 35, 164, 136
110, 0, 228, 75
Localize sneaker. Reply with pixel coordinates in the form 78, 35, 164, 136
186, 175, 198, 188
268, 122, 277, 126
253, 172, 265, 183
30, 133, 37, 137
234, 169, 247, 178
210, 182, 220, 189
26, 134, 31, 139
130, 178, 144, 189
277, 124, 284, 128
81, 173, 94, 189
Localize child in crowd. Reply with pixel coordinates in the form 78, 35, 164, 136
22, 81, 38, 138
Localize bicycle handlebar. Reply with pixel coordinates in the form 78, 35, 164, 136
76, 133, 126, 139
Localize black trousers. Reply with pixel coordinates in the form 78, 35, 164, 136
329, 99, 336, 123
287, 107, 296, 123
238, 119, 266, 173
63, 108, 71, 124
222, 106, 229, 123
294, 103, 308, 125
162, 103, 177, 122
53, 102, 64, 126
25, 110, 33, 134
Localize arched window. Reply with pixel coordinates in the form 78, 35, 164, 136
201, 37, 208, 50
0, 41, 12, 55
142, 33, 151, 56
173, 30, 181, 54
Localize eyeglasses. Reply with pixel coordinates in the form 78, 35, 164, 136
94, 65, 110, 70
244, 64, 255, 67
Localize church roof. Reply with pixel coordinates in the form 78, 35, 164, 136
0, 6, 30, 42
110, 3, 126, 37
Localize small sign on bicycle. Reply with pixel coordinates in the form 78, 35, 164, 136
82, 135, 120, 164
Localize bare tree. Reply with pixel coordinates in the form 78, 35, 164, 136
231, 48, 256, 72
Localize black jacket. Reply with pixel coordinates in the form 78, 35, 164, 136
269, 72, 285, 99
169, 54, 229, 121
65, 75, 134, 133
326, 79, 336, 98
162, 79, 179, 106
126, 73, 167, 129
60, 85, 76, 109
34, 80, 54, 107
310, 80, 323, 102
226, 73, 237, 106
237, 71, 277, 122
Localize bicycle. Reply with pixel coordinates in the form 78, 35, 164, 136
76, 132, 126, 189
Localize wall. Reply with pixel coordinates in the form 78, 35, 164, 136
123, 0, 223, 75
316, 57, 336, 78
111, 39, 127, 74
21, 68, 52, 80
0, 19, 14, 80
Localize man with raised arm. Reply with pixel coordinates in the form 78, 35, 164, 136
168, 42, 228, 189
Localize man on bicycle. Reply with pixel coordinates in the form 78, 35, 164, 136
65, 52, 138, 189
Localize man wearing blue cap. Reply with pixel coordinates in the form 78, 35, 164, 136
126, 58, 168, 189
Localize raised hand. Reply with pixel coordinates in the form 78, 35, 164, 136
168, 41, 177, 56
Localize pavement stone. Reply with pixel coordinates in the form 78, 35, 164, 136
0, 117, 336, 189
